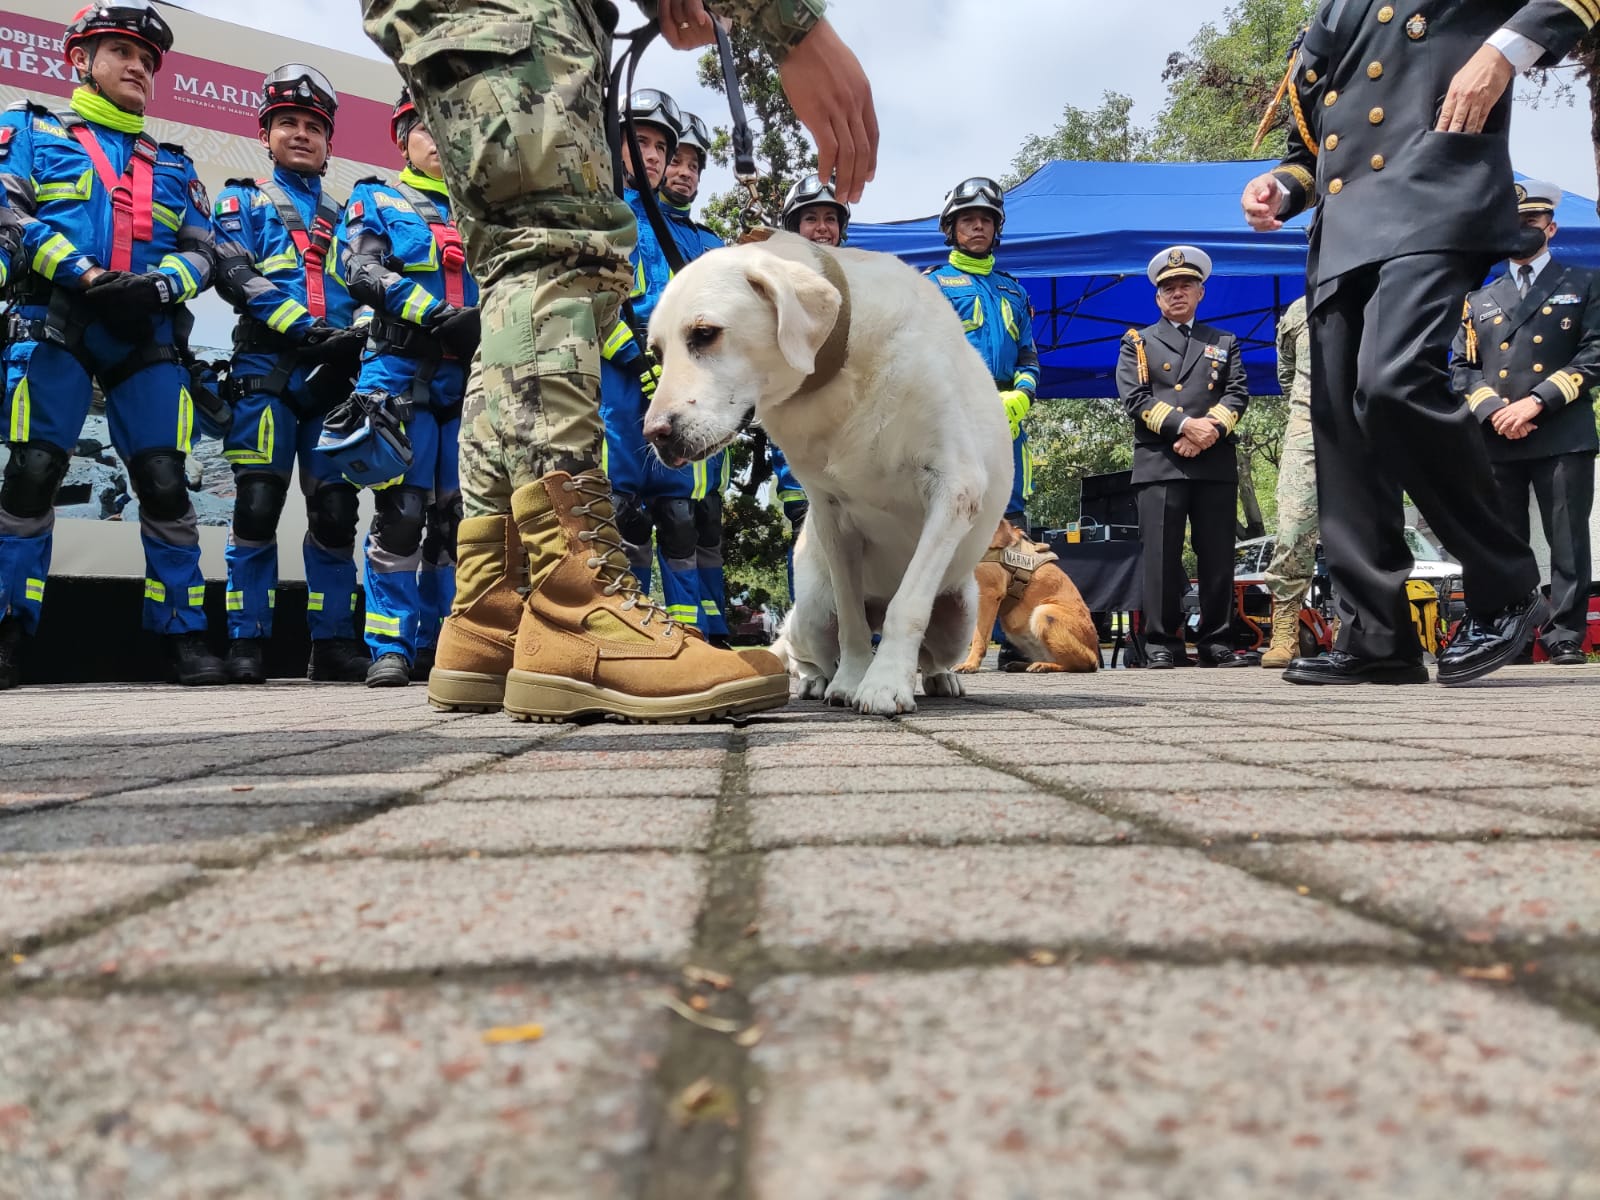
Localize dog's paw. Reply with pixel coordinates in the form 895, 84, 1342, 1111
1024, 662, 1065, 673
922, 670, 965, 697
796, 674, 830, 700
952, 662, 981, 674
852, 666, 918, 716
824, 661, 867, 707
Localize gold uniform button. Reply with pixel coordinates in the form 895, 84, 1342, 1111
1163, 363, 1172, 371
1369, 108, 1385, 126
1305, 68, 1319, 83
1534, 335, 1544, 344
1328, 178, 1344, 194
1368, 61, 1384, 79
1500, 342, 1510, 351
1544, 306, 1554, 315
1500, 369, 1509, 379
1370, 154, 1385, 170
1535, 364, 1545, 373
1378, 4, 1394, 20
1494, 316, 1504, 325
1175, 384, 1184, 392
1325, 133, 1340, 151
1325, 90, 1339, 107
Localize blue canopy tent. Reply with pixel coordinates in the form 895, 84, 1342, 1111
847, 160, 1600, 399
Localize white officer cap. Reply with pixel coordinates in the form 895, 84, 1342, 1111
1149, 245, 1212, 286
1514, 179, 1561, 215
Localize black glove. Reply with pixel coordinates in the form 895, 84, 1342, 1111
783, 498, 809, 530
432, 306, 480, 358
85, 269, 173, 312
299, 323, 367, 363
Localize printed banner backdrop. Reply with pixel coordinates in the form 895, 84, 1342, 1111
0, 0, 404, 578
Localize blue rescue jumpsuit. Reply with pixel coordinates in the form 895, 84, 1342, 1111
0, 90, 217, 636
212, 166, 360, 644
927, 250, 1039, 521
337, 168, 478, 665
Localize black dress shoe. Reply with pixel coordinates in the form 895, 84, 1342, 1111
1436, 591, 1551, 686
1282, 649, 1429, 685
1547, 640, 1588, 667
1144, 647, 1175, 669
1198, 650, 1252, 668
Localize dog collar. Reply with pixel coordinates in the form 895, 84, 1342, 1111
794, 247, 851, 396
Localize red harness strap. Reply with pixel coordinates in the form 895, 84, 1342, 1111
255, 179, 339, 320
428, 215, 466, 309
69, 124, 155, 273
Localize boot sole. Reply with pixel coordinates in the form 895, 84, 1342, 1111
427, 669, 508, 713
502, 670, 790, 724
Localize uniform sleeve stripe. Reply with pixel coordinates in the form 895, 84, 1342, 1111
1556, 0, 1600, 27
1467, 387, 1500, 412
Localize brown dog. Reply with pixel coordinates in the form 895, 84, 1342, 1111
955, 521, 1100, 673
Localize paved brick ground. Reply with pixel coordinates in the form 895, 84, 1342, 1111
4, 663, 1600, 1199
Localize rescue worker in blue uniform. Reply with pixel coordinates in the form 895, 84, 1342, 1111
659, 110, 732, 641
212, 64, 369, 685
600, 89, 705, 627
328, 89, 478, 687
927, 175, 1039, 667
769, 173, 850, 601
0, 0, 222, 689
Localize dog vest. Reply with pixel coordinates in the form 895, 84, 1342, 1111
982, 538, 1059, 603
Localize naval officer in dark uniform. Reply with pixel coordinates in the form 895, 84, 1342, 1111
1116, 246, 1252, 669
1452, 179, 1600, 666
1241, 0, 1597, 686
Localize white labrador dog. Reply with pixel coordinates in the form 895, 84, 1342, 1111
641, 231, 1012, 715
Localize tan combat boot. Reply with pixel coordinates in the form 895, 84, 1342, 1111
503, 470, 790, 723
1261, 600, 1302, 668
426, 514, 525, 712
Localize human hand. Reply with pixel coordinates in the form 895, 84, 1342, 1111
1437, 44, 1515, 133
659, 0, 719, 49
1491, 396, 1542, 437
1173, 437, 1201, 458
1180, 417, 1219, 450
778, 19, 878, 203
1242, 172, 1284, 232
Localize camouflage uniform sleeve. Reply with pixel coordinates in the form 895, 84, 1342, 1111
636, 0, 824, 59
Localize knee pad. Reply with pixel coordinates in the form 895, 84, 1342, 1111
0, 442, 69, 519
651, 495, 697, 560
129, 449, 190, 522
424, 493, 463, 561
232, 473, 289, 542
371, 486, 428, 557
614, 493, 653, 548
306, 482, 359, 551
694, 493, 723, 552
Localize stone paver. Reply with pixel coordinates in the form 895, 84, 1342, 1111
24, 855, 701, 980
4, 665, 1600, 1196
0, 862, 198, 948
304, 798, 713, 856
760, 845, 1407, 956
1253, 840, 1600, 944
0, 981, 663, 1200
749, 964, 1600, 1200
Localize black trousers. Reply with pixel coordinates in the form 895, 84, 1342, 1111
1137, 478, 1235, 651
1310, 253, 1537, 659
1490, 452, 1596, 647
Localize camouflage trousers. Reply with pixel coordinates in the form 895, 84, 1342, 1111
362, 0, 637, 518
1264, 398, 1320, 605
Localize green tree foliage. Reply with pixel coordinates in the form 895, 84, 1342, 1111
1003, 91, 1150, 186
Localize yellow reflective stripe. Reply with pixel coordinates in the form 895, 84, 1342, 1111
962, 295, 984, 333
1021, 441, 1034, 498
350, 594, 358, 612
143, 579, 166, 602
701, 600, 720, 614
266, 298, 310, 334
365, 612, 402, 635
151, 202, 181, 232
602, 322, 635, 360
187, 585, 207, 606
720, 454, 732, 491
9, 378, 30, 443
1001, 297, 1019, 340
225, 590, 245, 611
691, 459, 708, 499
629, 258, 646, 299
776, 487, 805, 502
600, 439, 610, 476
400, 285, 433, 324
159, 254, 201, 302
34, 170, 92, 202
667, 604, 699, 622
226, 404, 277, 466
255, 249, 299, 275
401, 238, 440, 273
176, 387, 195, 454
32, 233, 74, 279
306, 591, 325, 612
270, 592, 276, 608
24, 577, 45, 602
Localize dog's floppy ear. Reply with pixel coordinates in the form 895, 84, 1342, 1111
742, 253, 843, 375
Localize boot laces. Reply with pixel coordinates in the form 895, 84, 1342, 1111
563, 474, 678, 634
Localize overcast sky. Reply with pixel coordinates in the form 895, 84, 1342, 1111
175, 0, 1600, 221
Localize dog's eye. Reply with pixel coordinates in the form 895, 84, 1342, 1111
687, 325, 722, 350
